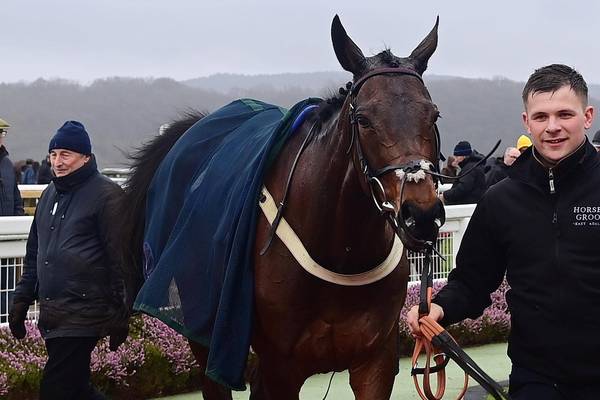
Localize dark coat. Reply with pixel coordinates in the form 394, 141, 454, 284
37, 159, 53, 184
434, 141, 600, 383
442, 152, 486, 205
13, 156, 126, 339
485, 159, 510, 188
0, 146, 24, 216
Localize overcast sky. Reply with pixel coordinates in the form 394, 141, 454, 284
3, 0, 600, 84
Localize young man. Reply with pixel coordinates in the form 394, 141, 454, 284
8, 121, 129, 400
407, 64, 600, 399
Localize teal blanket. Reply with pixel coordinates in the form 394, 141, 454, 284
134, 98, 321, 389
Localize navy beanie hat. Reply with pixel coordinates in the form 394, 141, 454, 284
48, 121, 92, 155
453, 140, 472, 156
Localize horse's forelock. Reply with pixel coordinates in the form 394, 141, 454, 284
316, 50, 417, 124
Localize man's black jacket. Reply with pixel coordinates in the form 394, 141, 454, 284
434, 140, 600, 383
13, 157, 126, 338
485, 160, 510, 188
443, 152, 487, 205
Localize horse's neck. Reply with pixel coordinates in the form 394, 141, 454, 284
286, 110, 397, 274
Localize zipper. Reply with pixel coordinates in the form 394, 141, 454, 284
549, 167, 562, 311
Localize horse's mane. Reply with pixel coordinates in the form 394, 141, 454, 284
117, 110, 206, 307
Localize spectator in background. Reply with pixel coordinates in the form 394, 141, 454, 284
592, 129, 600, 152
0, 119, 24, 324
0, 120, 22, 216
22, 159, 36, 184
37, 155, 53, 184
440, 155, 458, 183
486, 147, 520, 188
439, 140, 487, 205
516, 134, 533, 153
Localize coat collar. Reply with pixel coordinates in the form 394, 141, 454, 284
52, 154, 98, 193
508, 139, 599, 193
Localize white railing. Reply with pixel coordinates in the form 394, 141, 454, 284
0, 216, 37, 324
407, 204, 476, 282
0, 204, 476, 324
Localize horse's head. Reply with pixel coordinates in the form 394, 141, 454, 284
332, 15, 445, 252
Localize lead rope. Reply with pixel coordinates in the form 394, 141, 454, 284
411, 248, 512, 400
321, 372, 335, 400
411, 248, 467, 400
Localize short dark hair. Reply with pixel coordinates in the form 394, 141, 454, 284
522, 64, 588, 107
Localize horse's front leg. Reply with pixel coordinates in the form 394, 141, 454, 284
348, 332, 400, 400
249, 350, 306, 400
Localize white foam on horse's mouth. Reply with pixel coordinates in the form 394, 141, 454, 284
394, 161, 431, 183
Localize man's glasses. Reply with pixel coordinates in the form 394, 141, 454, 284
0, 130, 7, 138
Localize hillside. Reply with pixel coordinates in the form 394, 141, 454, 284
1, 73, 598, 168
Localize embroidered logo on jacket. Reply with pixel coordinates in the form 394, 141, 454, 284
573, 206, 600, 226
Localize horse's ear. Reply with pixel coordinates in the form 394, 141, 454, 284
408, 16, 439, 75
331, 15, 366, 75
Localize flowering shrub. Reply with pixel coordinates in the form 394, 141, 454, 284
0, 315, 201, 399
398, 279, 511, 354
1, 280, 510, 398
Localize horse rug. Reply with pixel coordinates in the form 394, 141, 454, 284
135, 97, 321, 389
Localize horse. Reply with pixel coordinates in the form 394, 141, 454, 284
119, 15, 444, 400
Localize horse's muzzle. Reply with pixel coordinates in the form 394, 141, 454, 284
398, 199, 445, 251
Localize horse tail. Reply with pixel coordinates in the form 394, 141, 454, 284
118, 111, 206, 309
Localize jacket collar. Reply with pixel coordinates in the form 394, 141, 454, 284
52, 154, 98, 193
508, 138, 599, 193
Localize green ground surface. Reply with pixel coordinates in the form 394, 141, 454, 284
157, 342, 510, 400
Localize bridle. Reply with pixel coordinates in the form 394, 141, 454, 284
348, 68, 510, 400
346, 67, 500, 253
346, 67, 444, 251
261, 66, 499, 256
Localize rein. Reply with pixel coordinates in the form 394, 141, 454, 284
411, 248, 511, 400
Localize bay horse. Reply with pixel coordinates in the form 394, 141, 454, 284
119, 15, 444, 400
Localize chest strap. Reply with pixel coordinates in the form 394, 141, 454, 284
258, 186, 403, 286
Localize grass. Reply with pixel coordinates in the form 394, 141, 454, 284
156, 342, 510, 400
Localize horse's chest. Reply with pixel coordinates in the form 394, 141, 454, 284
292, 299, 401, 369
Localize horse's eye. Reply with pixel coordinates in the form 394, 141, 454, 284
356, 115, 371, 128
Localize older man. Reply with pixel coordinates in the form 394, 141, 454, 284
9, 121, 128, 400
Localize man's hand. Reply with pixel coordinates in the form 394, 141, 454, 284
8, 302, 29, 339
406, 303, 445, 336
109, 325, 129, 351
